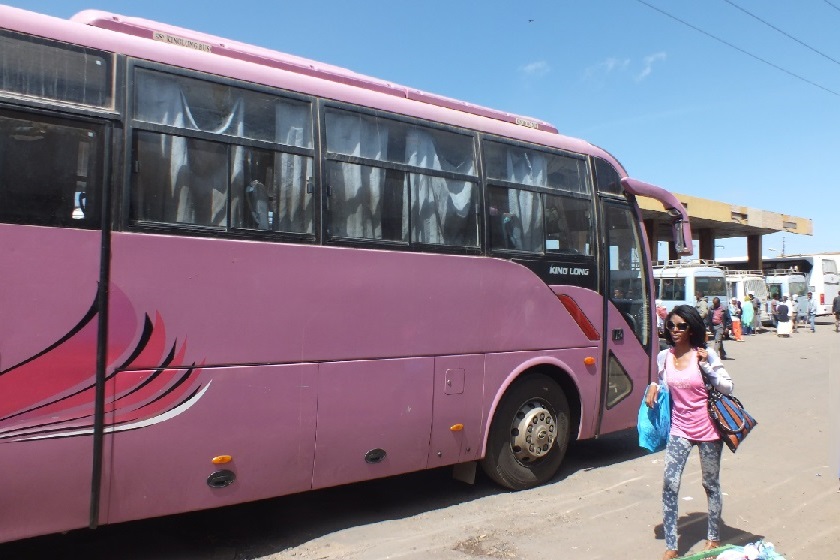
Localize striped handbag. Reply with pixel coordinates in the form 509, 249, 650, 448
704, 382, 757, 453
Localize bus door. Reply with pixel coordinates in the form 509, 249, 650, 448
0, 106, 110, 541
597, 201, 652, 435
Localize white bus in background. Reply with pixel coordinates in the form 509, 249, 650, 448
719, 254, 840, 317
765, 269, 808, 302
653, 260, 728, 313
725, 270, 771, 324
802, 254, 840, 315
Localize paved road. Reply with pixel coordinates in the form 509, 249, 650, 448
2, 320, 838, 560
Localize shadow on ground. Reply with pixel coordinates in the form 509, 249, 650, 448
0, 432, 645, 560
652, 511, 765, 557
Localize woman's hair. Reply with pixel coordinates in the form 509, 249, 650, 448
663, 304, 708, 348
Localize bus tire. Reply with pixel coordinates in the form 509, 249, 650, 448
480, 373, 570, 490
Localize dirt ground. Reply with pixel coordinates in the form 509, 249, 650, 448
2, 320, 838, 560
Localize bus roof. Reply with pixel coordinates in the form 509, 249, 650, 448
0, 4, 628, 171
70, 10, 562, 135
653, 260, 725, 274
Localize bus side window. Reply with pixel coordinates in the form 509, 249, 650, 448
673, 279, 686, 301
133, 132, 228, 227
487, 186, 543, 253
545, 193, 592, 255
0, 111, 101, 228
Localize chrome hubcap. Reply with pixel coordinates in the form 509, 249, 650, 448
510, 401, 556, 463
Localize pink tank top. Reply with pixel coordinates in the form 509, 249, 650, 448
664, 349, 719, 441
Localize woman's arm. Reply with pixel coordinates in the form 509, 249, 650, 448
699, 347, 733, 394
645, 349, 670, 408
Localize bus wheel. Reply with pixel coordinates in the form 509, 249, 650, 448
480, 373, 570, 490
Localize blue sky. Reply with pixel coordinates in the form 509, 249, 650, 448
16, 0, 840, 260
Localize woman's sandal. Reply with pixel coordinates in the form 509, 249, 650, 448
703, 540, 721, 551
661, 550, 680, 560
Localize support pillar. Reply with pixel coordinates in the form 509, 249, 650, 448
698, 229, 715, 261
643, 219, 657, 263
747, 235, 762, 270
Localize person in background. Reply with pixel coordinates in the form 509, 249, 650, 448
833, 292, 840, 333
695, 292, 709, 321
729, 297, 743, 341
776, 296, 791, 337
770, 294, 780, 329
807, 291, 818, 333
796, 294, 809, 332
741, 294, 754, 336
791, 294, 800, 332
646, 305, 734, 560
656, 300, 668, 338
707, 297, 732, 359
751, 292, 761, 333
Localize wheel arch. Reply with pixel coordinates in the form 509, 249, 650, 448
479, 357, 583, 459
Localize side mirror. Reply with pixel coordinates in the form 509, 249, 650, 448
673, 219, 692, 255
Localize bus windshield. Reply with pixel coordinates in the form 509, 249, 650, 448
789, 281, 808, 297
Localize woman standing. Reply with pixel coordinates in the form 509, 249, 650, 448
645, 305, 734, 560
729, 298, 743, 341
741, 295, 754, 336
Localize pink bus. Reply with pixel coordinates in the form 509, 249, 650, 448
0, 5, 692, 543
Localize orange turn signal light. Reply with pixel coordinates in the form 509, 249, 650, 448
211, 455, 232, 464
584, 356, 596, 366
449, 424, 464, 432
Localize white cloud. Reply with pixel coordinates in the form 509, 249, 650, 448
636, 52, 667, 82
520, 60, 550, 77
584, 57, 631, 81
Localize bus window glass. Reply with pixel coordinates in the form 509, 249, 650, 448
659, 278, 686, 301
406, 126, 476, 175
325, 108, 478, 246
789, 281, 807, 297
544, 194, 592, 255
695, 276, 726, 299
484, 141, 588, 194
325, 109, 476, 174
594, 158, 622, 194
0, 30, 112, 107
230, 147, 314, 233
606, 204, 650, 345
326, 161, 408, 241
133, 131, 228, 227
410, 174, 478, 247
823, 259, 838, 274
135, 69, 312, 147
0, 111, 102, 228
487, 186, 544, 253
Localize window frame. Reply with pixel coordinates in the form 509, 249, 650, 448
0, 29, 117, 111
0, 103, 111, 230
479, 135, 595, 259
124, 60, 319, 243
320, 101, 482, 255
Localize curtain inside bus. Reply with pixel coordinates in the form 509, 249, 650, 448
407, 129, 476, 246
132, 70, 312, 233
324, 109, 478, 246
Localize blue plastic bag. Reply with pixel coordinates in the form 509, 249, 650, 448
637, 384, 671, 453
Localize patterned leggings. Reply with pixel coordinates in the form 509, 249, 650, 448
663, 435, 724, 550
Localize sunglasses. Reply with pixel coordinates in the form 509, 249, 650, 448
666, 321, 689, 332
